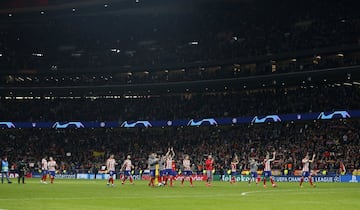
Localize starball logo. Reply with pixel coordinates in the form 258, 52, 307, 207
52, 122, 85, 128
121, 121, 152, 128
187, 118, 218, 126
317, 111, 350, 120
0, 122, 15, 128
251, 115, 281, 123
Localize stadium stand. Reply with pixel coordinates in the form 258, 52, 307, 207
0, 0, 360, 176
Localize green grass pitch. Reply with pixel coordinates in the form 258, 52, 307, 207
0, 179, 359, 210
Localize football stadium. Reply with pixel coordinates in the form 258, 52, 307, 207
0, 0, 360, 209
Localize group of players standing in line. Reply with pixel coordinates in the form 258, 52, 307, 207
104, 148, 317, 188
1, 150, 316, 187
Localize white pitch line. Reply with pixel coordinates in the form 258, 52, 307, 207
240, 187, 360, 196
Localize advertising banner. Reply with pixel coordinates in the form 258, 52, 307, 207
0, 110, 358, 129
77, 173, 112, 180
213, 175, 341, 182
340, 175, 360, 183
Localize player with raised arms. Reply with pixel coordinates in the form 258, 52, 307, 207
164, 147, 175, 187
41, 155, 48, 184
300, 153, 316, 188
230, 154, 239, 184
106, 154, 117, 187
181, 154, 193, 187
121, 155, 134, 185
48, 157, 58, 184
248, 157, 261, 186
263, 152, 277, 188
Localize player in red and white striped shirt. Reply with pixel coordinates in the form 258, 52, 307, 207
106, 154, 117, 187
41, 156, 48, 184
263, 152, 276, 188
300, 153, 316, 188
164, 147, 175, 187
121, 155, 134, 185
181, 155, 193, 187
230, 155, 239, 184
48, 157, 57, 184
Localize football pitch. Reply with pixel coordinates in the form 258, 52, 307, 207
0, 179, 359, 210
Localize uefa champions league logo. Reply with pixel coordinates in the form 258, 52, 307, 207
121, 121, 152, 128
0, 122, 16, 128
187, 118, 218, 126
52, 122, 85, 128
317, 111, 350, 120
349, 175, 358, 183
251, 115, 281, 123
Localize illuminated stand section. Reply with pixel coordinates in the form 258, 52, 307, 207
0, 110, 358, 129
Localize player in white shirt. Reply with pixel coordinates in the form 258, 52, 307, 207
106, 154, 117, 186
181, 155, 193, 187
121, 155, 134, 185
263, 152, 277, 188
47, 157, 57, 184
248, 158, 261, 185
300, 153, 316, 188
41, 156, 48, 184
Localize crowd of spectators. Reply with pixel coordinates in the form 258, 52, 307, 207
0, 119, 359, 176
0, 0, 359, 73
1, 83, 359, 121
1, 80, 360, 176
2, 51, 360, 87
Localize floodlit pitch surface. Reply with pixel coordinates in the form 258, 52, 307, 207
0, 179, 359, 210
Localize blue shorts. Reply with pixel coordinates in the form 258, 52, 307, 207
149, 169, 156, 178
159, 170, 165, 177
263, 171, 272, 177
164, 169, 174, 176
109, 170, 116, 177
123, 170, 132, 177
302, 171, 310, 177
251, 171, 258, 178
49, 171, 56, 177
231, 171, 238, 176
42, 170, 48, 175
183, 170, 192, 176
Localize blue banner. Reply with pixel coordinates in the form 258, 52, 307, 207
0, 110, 359, 129
340, 175, 360, 183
